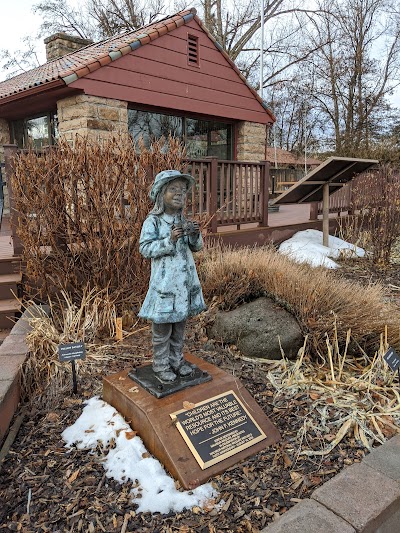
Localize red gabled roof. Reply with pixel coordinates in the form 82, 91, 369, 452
0, 10, 197, 100
0, 7, 274, 122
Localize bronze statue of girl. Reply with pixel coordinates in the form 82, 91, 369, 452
138, 170, 206, 383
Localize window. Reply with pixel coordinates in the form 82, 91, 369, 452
11, 112, 58, 149
128, 109, 233, 159
186, 119, 232, 159
128, 111, 182, 148
187, 35, 199, 66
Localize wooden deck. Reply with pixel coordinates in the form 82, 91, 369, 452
0, 206, 345, 256
212, 203, 344, 246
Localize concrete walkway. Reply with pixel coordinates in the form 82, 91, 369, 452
261, 435, 400, 533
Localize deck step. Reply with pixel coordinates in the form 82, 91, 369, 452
0, 258, 22, 275
0, 272, 22, 300
0, 273, 22, 284
0, 298, 21, 313
0, 298, 22, 328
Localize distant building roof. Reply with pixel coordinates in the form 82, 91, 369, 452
266, 147, 321, 167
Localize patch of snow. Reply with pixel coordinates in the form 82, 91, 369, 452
278, 229, 365, 269
62, 397, 218, 514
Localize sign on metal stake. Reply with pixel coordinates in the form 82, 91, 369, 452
383, 347, 400, 393
58, 341, 86, 394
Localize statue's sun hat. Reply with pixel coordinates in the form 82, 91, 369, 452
150, 169, 195, 202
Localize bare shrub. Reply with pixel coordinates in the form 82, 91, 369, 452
351, 166, 400, 266
11, 135, 186, 330
199, 245, 400, 356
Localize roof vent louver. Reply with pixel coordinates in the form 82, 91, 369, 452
187, 34, 199, 66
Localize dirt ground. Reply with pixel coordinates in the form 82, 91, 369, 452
0, 255, 399, 532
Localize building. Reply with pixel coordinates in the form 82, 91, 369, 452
0, 8, 274, 163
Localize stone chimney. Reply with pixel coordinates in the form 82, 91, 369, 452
44, 33, 93, 61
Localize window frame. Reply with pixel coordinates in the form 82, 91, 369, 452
10, 111, 58, 149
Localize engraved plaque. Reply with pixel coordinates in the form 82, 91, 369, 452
171, 390, 267, 469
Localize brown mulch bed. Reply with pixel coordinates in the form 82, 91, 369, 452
1, 255, 400, 532
0, 326, 379, 533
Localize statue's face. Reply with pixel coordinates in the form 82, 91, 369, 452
163, 179, 188, 214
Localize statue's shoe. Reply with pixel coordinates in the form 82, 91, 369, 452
175, 363, 193, 377
155, 369, 177, 382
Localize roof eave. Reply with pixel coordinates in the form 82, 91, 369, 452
0, 79, 65, 106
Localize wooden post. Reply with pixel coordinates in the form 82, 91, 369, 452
322, 183, 330, 247
115, 317, 123, 341
348, 181, 354, 215
259, 161, 269, 227
209, 157, 218, 234
3, 144, 23, 256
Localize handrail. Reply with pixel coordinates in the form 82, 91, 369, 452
185, 158, 269, 230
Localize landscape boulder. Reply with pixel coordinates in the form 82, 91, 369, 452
209, 297, 304, 360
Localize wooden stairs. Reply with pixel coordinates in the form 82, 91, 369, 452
0, 217, 23, 337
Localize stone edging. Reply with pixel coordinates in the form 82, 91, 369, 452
261, 434, 400, 533
1, 314, 400, 532
0, 306, 48, 442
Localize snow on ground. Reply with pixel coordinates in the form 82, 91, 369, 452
62, 397, 218, 514
278, 229, 365, 269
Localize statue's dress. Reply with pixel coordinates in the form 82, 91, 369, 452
138, 213, 206, 324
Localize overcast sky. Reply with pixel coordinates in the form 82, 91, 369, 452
1, 0, 399, 107
0, 0, 47, 81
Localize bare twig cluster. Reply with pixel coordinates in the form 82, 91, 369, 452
11, 135, 186, 331
266, 326, 400, 456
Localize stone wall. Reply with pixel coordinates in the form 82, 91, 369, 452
236, 121, 267, 161
57, 95, 128, 142
0, 119, 10, 162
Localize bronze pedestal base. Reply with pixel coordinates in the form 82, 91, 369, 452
103, 353, 280, 489
128, 363, 212, 398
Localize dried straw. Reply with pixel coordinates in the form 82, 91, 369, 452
263, 329, 400, 457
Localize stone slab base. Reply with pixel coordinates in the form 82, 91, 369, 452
128, 362, 212, 398
103, 353, 280, 489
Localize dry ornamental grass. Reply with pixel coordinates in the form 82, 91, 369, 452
199, 245, 400, 357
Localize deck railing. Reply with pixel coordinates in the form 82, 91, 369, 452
184, 158, 270, 232
316, 181, 353, 216
2, 148, 271, 253
315, 173, 377, 216
270, 168, 306, 194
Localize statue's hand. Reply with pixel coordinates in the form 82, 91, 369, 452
171, 226, 184, 242
191, 221, 201, 234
